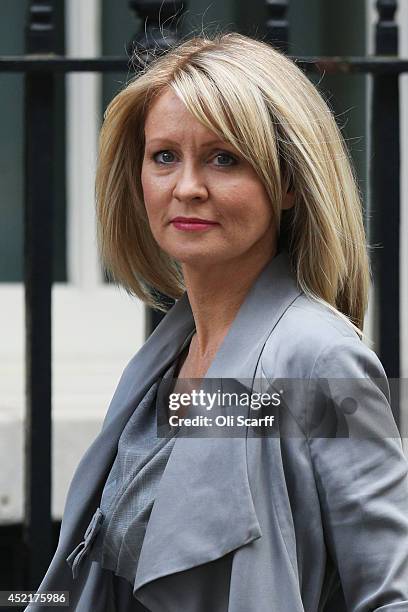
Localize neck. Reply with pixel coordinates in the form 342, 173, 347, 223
181, 247, 277, 361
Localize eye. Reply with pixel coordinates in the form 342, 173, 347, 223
152, 150, 176, 164
215, 151, 237, 166
213, 152, 237, 167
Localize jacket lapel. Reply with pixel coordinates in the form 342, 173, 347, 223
61, 249, 302, 601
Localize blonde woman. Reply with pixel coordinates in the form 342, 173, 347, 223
27, 32, 408, 611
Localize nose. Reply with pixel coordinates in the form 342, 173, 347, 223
172, 161, 208, 202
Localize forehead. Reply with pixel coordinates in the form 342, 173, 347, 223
144, 87, 222, 143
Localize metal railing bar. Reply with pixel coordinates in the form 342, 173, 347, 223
0, 55, 408, 74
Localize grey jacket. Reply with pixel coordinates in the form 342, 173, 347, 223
25, 250, 408, 611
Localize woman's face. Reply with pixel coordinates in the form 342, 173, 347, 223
141, 88, 291, 269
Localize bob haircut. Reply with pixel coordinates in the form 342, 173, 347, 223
95, 31, 370, 335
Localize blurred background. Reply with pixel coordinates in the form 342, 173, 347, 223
0, 0, 407, 598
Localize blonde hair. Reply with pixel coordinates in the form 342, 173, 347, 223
95, 31, 370, 335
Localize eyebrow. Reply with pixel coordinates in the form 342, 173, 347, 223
145, 137, 230, 148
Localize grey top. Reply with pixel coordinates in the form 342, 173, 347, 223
66, 330, 194, 610
88, 362, 178, 578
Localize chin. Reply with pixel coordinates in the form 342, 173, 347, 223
170, 248, 227, 267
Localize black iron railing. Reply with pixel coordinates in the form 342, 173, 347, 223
0, 0, 403, 596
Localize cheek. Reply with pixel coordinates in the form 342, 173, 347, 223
232, 189, 273, 226
141, 170, 170, 205
141, 171, 162, 218
140, 165, 154, 201
140, 196, 160, 238
247, 184, 274, 226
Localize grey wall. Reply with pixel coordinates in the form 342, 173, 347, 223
0, 0, 26, 281
0, 0, 67, 282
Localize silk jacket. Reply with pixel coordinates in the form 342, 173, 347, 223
25, 250, 408, 611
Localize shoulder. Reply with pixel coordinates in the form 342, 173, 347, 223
261, 293, 387, 382
261, 293, 398, 441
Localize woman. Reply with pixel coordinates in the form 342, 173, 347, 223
26, 32, 408, 611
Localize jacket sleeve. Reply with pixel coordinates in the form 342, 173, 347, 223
306, 337, 408, 612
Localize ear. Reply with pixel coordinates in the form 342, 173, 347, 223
281, 189, 295, 210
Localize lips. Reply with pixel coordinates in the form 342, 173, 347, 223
171, 217, 218, 224
171, 217, 219, 232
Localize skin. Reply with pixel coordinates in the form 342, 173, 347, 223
141, 87, 294, 379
